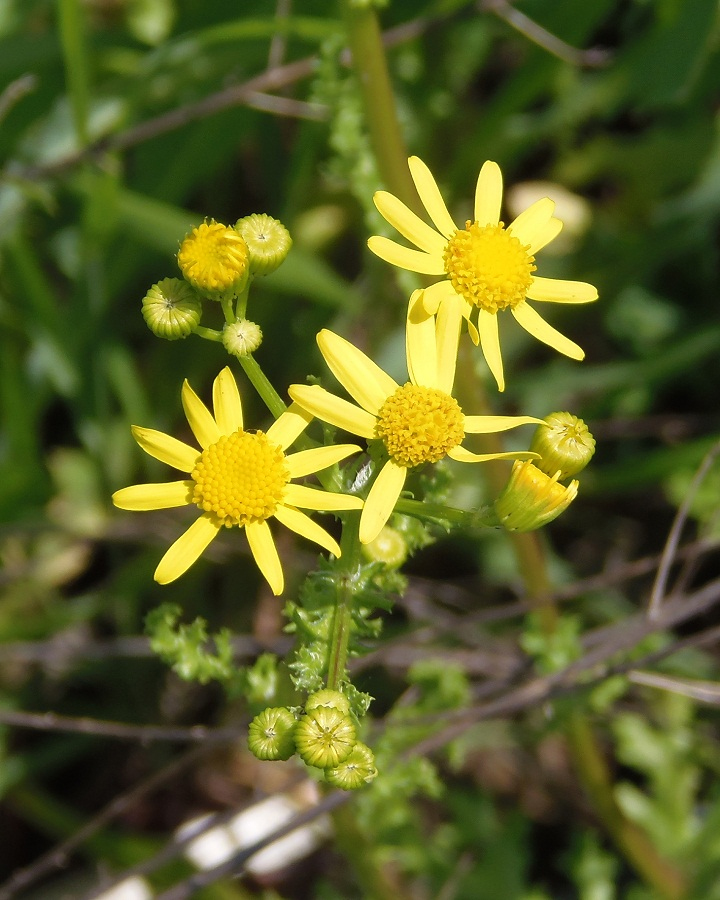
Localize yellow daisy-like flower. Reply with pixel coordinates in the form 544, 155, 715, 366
112, 368, 363, 595
289, 294, 542, 544
367, 157, 598, 391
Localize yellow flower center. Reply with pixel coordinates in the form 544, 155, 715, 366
191, 430, 289, 527
375, 384, 464, 468
178, 222, 249, 294
443, 221, 536, 313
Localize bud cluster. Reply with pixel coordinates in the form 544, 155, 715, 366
495, 412, 595, 533
247, 689, 377, 790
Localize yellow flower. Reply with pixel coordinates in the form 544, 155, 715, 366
288, 294, 542, 544
494, 460, 579, 532
112, 368, 363, 595
178, 221, 249, 299
367, 157, 598, 391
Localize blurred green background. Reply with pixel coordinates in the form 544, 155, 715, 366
2, 0, 720, 897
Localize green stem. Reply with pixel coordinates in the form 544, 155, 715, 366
238, 354, 287, 419
194, 325, 223, 342
395, 497, 498, 530
326, 512, 362, 691
341, 1, 421, 213
234, 276, 252, 320
220, 294, 235, 325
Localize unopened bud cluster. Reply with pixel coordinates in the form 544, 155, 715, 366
247, 689, 377, 790
495, 412, 594, 532
141, 214, 291, 348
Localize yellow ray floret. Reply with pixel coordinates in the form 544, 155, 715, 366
288, 298, 542, 544
112, 367, 363, 595
368, 157, 598, 391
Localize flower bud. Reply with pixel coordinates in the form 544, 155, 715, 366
234, 213, 292, 276
142, 278, 201, 340
530, 412, 595, 481
305, 689, 350, 716
178, 221, 249, 300
325, 741, 378, 790
495, 460, 578, 532
222, 319, 263, 358
361, 525, 408, 568
247, 707, 297, 761
295, 706, 356, 769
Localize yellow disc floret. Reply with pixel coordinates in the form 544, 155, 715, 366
178, 221, 249, 297
444, 221, 536, 313
191, 430, 289, 527
375, 384, 464, 468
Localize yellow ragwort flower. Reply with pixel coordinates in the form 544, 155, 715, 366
289, 293, 542, 544
178, 221, 249, 299
368, 157, 598, 391
112, 368, 363, 595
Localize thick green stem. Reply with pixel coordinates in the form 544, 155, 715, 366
238, 354, 287, 419
395, 497, 498, 530
326, 512, 362, 691
341, 2, 421, 214
194, 325, 223, 342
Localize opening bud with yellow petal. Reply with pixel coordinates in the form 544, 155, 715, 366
247, 707, 297, 761
305, 689, 350, 716
222, 319, 263, 358
295, 706, 356, 769
361, 525, 408, 568
178, 221, 249, 300
325, 741, 378, 790
234, 213, 292, 276
495, 460, 579, 532
142, 278, 202, 340
530, 412, 596, 480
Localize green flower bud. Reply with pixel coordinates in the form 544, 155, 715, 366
530, 412, 595, 480
361, 525, 408, 568
222, 319, 263, 358
295, 706, 356, 769
247, 707, 297, 761
178, 221, 249, 300
495, 460, 578, 532
142, 278, 201, 340
234, 213, 292, 276
325, 742, 378, 790
305, 689, 350, 716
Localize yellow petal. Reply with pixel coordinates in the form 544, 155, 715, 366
317, 329, 398, 415
512, 302, 584, 359
474, 160, 503, 227
246, 520, 284, 595
467, 313, 480, 345
359, 460, 407, 544
477, 309, 505, 392
509, 201, 563, 255
527, 276, 598, 303
288, 385, 377, 439
422, 279, 455, 315
113, 480, 193, 510
212, 367, 243, 435
266, 402, 312, 451
463, 415, 544, 434
373, 191, 447, 255
274, 505, 341, 556
367, 236, 446, 275
407, 156, 457, 238
436, 294, 463, 394
131, 426, 200, 472
182, 380, 221, 449
154, 515, 220, 584
285, 444, 362, 479
283, 483, 363, 510
448, 447, 540, 463
406, 294, 437, 389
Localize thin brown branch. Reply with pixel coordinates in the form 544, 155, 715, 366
479, 0, 611, 67
0, 709, 244, 743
